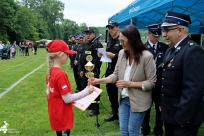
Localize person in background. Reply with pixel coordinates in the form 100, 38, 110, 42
70, 35, 81, 92
11, 46, 15, 58
13, 41, 17, 57
160, 11, 204, 136
140, 24, 169, 136
98, 20, 122, 122
75, 33, 86, 92
33, 43, 38, 55
25, 42, 29, 56
79, 27, 103, 117
20, 42, 25, 56
6, 41, 11, 59
46, 40, 94, 136
91, 25, 156, 136
0, 41, 3, 57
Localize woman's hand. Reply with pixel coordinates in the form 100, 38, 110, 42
86, 85, 94, 94
116, 80, 131, 89
90, 78, 101, 85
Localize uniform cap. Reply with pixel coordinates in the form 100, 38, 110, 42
106, 20, 119, 28
161, 11, 191, 27
147, 23, 162, 36
84, 27, 95, 33
47, 40, 76, 55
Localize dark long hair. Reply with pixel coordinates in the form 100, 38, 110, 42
120, 25, 147, 64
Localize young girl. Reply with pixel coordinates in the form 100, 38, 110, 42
11, 46, 15, 58
46, 40, 94, 136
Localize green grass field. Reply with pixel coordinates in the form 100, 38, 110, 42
0, 49, 203, 136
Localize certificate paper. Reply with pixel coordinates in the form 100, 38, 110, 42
97, 48, 112, 62
73, 87, 102, 111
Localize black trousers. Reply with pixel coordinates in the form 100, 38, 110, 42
73, 66, 81, 91
141, 92, 163, 135
56, 130, 70, 136
7, 50, 10, 59
164, 122, 201, 136
106, 83, 118, 111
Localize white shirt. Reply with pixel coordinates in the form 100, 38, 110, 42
0, 44, 3, 50
121, 58, 133, 98
148, 40, 158, 49
174, 36, 187, 49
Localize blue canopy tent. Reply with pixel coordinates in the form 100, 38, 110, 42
108, 0, 204, 34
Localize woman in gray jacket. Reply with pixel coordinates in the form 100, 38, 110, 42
91, 25, 157, 136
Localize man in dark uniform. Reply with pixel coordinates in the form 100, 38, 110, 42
160, 11, 204, 136
75, 33, 86, 92
68, 35, 75, 49
98, 20, 122, 122
140, 24, 169, 136
70, 35, 81, 92
79, 27, 103, 117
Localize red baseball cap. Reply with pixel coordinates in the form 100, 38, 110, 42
47, 40, 76, 55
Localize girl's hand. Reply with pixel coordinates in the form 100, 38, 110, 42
116, 80, 131, 89
86, 86, 94, 94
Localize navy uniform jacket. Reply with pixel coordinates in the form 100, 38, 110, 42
160, 36, 204, 126
145, 41, 169, 94
79, 39, 103, 75
105, 36, 122, 76
75, 43, 83, 74
70, 44, 79, 68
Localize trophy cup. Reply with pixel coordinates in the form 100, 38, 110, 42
84, 55, 95, 85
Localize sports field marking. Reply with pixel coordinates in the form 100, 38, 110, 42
0, 63, 45, 98
0, 54, 45, 73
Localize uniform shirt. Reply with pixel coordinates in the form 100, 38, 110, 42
148, 40, 158, 50
46, 67, 73, 131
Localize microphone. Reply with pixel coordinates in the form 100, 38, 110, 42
92, 34, 102, 42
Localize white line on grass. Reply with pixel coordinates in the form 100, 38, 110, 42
0, 54, 44, 73
0, 63, 45, 98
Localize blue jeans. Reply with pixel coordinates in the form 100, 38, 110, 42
119, 97, 147, 136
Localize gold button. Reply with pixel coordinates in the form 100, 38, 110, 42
172, 66, 174, 68
162, 94, 164, 96
162, 78, 164, 80
163, 69, 165, 71
162, 86, 163, 88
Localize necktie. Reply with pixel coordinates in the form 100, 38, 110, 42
170, 47, 175, 54
153, 45, 156, 53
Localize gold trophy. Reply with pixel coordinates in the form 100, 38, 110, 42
85, 55, 95, 85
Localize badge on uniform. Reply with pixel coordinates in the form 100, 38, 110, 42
168, 58, 174, 67
85, 51, 92, 54
158, 52, 163, 58
115, 44, 119, 46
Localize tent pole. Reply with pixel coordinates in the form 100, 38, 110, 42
130, 18, 133, 25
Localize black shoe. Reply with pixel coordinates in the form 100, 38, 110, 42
87, 111, 99, 117
104, 114, 118, 122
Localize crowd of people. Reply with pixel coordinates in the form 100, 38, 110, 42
0, 41, 38, 59
45, 11, 204, 136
